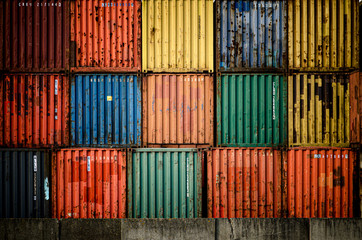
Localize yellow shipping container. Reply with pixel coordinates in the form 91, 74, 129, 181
288, 74, 350, 147
288, 0, 359, 71
142, 0, 214, 73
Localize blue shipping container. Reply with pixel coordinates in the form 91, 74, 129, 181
216, 0, 287, 71
71, 75, 141, 146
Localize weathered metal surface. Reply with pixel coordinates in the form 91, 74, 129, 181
216, 0, 287, 72
128, 148, 202, 218
288, 74, 350, 147
142, 74, 214, 146
51, 148, 127, 219
0, 149, 51, 218
207, 148, 282, 218
71, 74, 141, 147
70, 0, 141, 72
283, 148, 357, 218
217, 74, 287, 147
142, 0, 214, 73
0, 0, 69, 72
288, 0, 360, 71
0, 74, 70, 148
350, 72, 361, 144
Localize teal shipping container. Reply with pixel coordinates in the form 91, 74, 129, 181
217, 74, 287, 147
127, 149, 202, 218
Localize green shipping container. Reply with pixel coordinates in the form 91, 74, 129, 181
127, 148, 202, 218
217, 74, 287, 147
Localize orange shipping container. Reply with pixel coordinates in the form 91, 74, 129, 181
142, 74, 214, 147
206, 148, 282, 218
350, 72, 362, 144
70, 0, 141, 72
51, 148, 127, 219
283, 148, 357, 218
0, 74, 69, 147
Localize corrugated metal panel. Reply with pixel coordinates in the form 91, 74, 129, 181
51, 148, 126, 219
142, 74, 214, 146
288, 0, 360, 71
0, 149, 51, 218
142, 0, 214, 73
71, 74, 141, 147
283, 148, 357, 218
217, 74, 287, 147
0, 0, 69, 72
0, 74, 70, 148
288, 74, 350, 147
70, 0, 141, 72
350, 72, 361, 144
128, 148, 202, 218
216, 0, 287, 72
207, 148, 282, 218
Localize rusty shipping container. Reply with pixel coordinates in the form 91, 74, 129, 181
0, 149, 51, 218
350, 72, 362, 145
288, 74, 350, 147
142, 0, 214, 73
0, 0, 69, 72
283, 148, 357, 218
288, 0, 359, 71
216, 0, 287, 72
128, 148, 202, 218
71, 74, 141, 147
0, 74, 70, 148
206, 148, 282, 218
217, 74, 287, 147
52, 148, 126, 219
70, 0, 141, 72
142, 74, 214, 147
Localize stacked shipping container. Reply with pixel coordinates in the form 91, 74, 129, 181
0, 0, 360, 219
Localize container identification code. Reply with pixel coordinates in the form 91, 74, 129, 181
87, 156, 91, 172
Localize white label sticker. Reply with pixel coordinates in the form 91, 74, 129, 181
34, 196, 36, 200
44, 178, 49, 200
272, 82, 276, 120
107, 96, 113, 101
33, 155, 37, 172
55, 79, 58, 95
87, 156, 91, 172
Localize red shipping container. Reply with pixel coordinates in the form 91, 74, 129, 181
350, 72, 362, 144
0, 0, 70, 72
283, 148, 357, 218
142, 74, 214, 147
52, 148, 127, 219
0, 74, 69, 147
206, 148, 282, 218
70, 0, 141, 72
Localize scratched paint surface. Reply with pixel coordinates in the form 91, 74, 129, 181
0, 149, 51, 218
142, 0, 214, 72
217, 0, 287, 71
217, 74, 287, 147
288, 74, 350, 147
71, 74, 141, 147
349, 72, 361, 144
51, 149, 127, 219
288, 0, 359, 71
284, 148, 356, 218
128, 148, 202, 218
71, 0, 141, 71
0, 74, 70, 148
142, 74, 214, 146
0, 0, 69, 72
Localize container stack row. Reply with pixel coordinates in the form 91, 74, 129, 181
0, 0, 361, 219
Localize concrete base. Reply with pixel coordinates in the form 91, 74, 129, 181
0, 218, 361, 240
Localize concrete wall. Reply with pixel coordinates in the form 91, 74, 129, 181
0, 218, 361, 240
